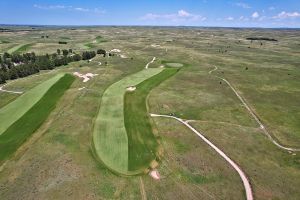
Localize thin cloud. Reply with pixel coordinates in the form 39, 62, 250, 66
252, 12, 259, 19
33, 4, 106, 14
226, 16, 234, 21
269, 6, 276, 11
234, 2, 251, 9
141, 10, 206, 22
273, 11, 300, 19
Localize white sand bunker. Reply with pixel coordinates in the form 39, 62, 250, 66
126, 86, 136, 92
73, 72, 98, 83
166, 63, 183, 68
120, 54, 127, 58
151, 44, 161, 48
110, 49, 121, 53
149, 170, 160, 180
78, 87, 86, 91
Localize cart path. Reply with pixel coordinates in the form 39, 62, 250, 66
150, 113, 253, 200
209, 66, 300, 152
145, 57, 156, 69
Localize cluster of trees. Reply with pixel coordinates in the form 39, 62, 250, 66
82, 51, 96, 60
246, 37, 278, 42
0, 50, 96, 84
58, 41, 68, 44
97, 49, 106, 56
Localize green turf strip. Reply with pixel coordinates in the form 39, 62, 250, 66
7, 43, 33, 54
0, 74, 74, 162
0, 74, 65, 135
124, 68, 179, 171
93, 68, 163, 174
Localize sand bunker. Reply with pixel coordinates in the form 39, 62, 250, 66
126, 86, 136, 92
73, 72, 98, 83
165, 63, 183, 68
151, 44, 161, 48
110, 49, 121, 53
120, 54, 127, 58
149, 170, 160, 180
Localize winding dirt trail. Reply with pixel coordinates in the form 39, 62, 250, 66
0, 84, 23, 94
139, 177, 147, 200
145, 57, 156, 69
150, 113, 253, 200
209, 66, 300, 152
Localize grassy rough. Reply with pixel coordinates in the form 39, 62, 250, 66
0, 74, 74, 162
0, 74, 65, 135
93, 68, 163, 174
124, 68, 179, 171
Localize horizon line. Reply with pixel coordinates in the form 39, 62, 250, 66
1, 23, 300, 29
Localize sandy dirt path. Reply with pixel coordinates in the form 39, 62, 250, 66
0, 85, 23, 94
151, 113, 253, 200
139, 177, 147, 200
145, 57, 156, 69
210, 66, 300, 152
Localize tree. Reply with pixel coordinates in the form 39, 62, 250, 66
69, 49, 73, 53
57, 49, 61, 55
97, 49, 106, 56
62, 49, 69, 56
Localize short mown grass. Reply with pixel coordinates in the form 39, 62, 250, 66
124, 68, 179, 171
92, 68, 164, 175
0, 74, 74, 162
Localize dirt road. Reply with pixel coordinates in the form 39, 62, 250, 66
210, 66, 300, 152
151, 113, 254, 200
145, 57, 156, 69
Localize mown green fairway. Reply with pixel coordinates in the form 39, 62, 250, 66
7, 43, 33, 54
124, 68, 179, 171
0, 74, 65, 135
0, 74, 74, 162
93, 68, 163, 175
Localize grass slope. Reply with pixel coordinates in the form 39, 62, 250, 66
124, 68, 179, 171
0, 74, 65, 135
0, 74, 74, 162
93, 68, 163, 175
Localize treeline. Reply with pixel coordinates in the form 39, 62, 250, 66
0, 50, 97, 84
246, 37, 278, 42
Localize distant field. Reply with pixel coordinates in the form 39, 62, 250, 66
0, 74, 74, 162
93, 68, 163, 175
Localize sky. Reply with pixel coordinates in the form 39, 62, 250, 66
0, 0, 300, 28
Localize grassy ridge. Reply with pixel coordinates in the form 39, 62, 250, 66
0, 74, 74, 162
124, 68, 179, 171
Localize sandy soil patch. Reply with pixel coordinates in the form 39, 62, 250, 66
110, 49, 121, 53
78, 87, 86, 91
166, 63, 183, 68
73, 72, 98, 83
149, 170, 160, 180
126, 86, 136, 92
151, 44, 161, 48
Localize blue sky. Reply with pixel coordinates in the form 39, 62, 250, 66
0, 0, 300, 27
